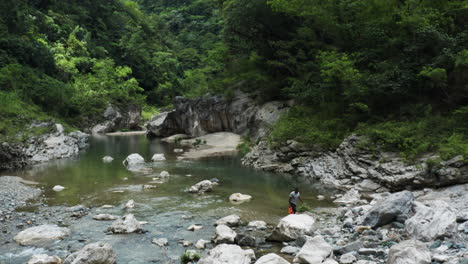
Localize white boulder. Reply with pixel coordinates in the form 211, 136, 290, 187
52, 185, 65, 192
188, 224, 203, 231
294, 235, 333, 264
188, 180, 214, 194
198, 244, 253, 264
125, 199, 135, 209
123, 153, 145, 165
216, 215, 241, 227
14, 224, 70, 246
93, 214, 118, 221
255, 253, 290, 264
248, 220, 267, 230
214, 224, 237, 244
107, 214, 142, 234
333, 189, 360, 206
63, 242, 116, 264
405, 200, 457, 242
160, 171, 170, 177
152, 238, 169, 247
195, 239, 209, 249
229, 193, 252, 204
268, 214, 315, 241
28, 254, 62, 264
151, 154, 166, 161
387, 240, 431, 264
102, 156, 114, 163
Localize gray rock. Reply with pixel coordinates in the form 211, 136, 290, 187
92, 104, 141, 134
294, 235, 333, 264
334, 189, 361, 206
107, 214, 142, 234
339, 253, 357, 264
93, 214, 118, 221
387, 240, 431, 264
214, 224, 237, 244
405, 200, 457, 242
334, 240, 364, 255
14, 224, 70, 246
188, 180, 214, 194
152, 238, 169, 247
195, 239, 209, 249
280, 246, 300, 255
248, 220, 267, 230
362, 191, 414, 228
268, 214, 315, 242
255, 253, 290, 264
28, 254, 62, 264
198, 244, 253, 264
63, 242, 116, 264
216, 215, 241, 227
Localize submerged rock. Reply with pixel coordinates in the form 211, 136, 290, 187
102, 156, 114, 163
387, 240, 431, 264
362, 191, 414, 228
229, 193, 252, 204
14, 224, 70, 246
198, 244, 253, 264
107, 214, 142, 234
93, 214, 118, 221
63, 242, 117, 264
152, 238, 169, 247
52, 185, 65, 192
268, 214, 315, 242
405, 200, 457, 241
160, 171, 170, 177
255, 253, 290, 264
28, 254, 62, 264
216, 215, 241, 227
188, 180, 215, 194
125, 199, 135, 209
151, 153, 166, 161
188, 224, 203, 231
294, 235, 333, 264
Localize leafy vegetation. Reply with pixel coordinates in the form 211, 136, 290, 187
0, 0, 466, 160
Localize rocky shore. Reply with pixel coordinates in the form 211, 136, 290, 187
242, 135, 468, 192
0, 123, 89, 171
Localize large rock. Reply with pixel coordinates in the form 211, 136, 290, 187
268, 214, 315, 242
14, 224, 70, 246
387, 240, 431, 264
146, 92, 289, 140
255, 253, 290, 264
333, 189, 361, 205
198, 244, 253, 264
214, 224, 237, 244
242, 135, 468, 191
188, 180, 215, 194
91, 104, 141, 134
107, 214, 142, 234
63, 242, 117, 264
405, 200, 457, 241
123, 154, 145, 165
28, 254, 62, 264
362, 191, 414, 227
215, 215, 241, 227
294, 235, 333, 264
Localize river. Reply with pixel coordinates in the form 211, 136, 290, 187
0, 134, 334, 263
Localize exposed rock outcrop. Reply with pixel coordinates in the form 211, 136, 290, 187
1, 123, 89, 170
91, 104, 141, 134
146, 92, 289, 140
242, 135, 468, 191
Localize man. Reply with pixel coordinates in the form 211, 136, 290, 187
289, 187, 303, 214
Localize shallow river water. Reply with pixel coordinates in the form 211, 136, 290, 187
1, 134, 335, 263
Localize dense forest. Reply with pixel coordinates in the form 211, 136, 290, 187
0, 0, 467, 161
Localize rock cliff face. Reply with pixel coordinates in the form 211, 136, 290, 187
242, 135, 467, 191
0, 123, 89, 171
91, 104, 142, 134
146, 92, 289, 140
